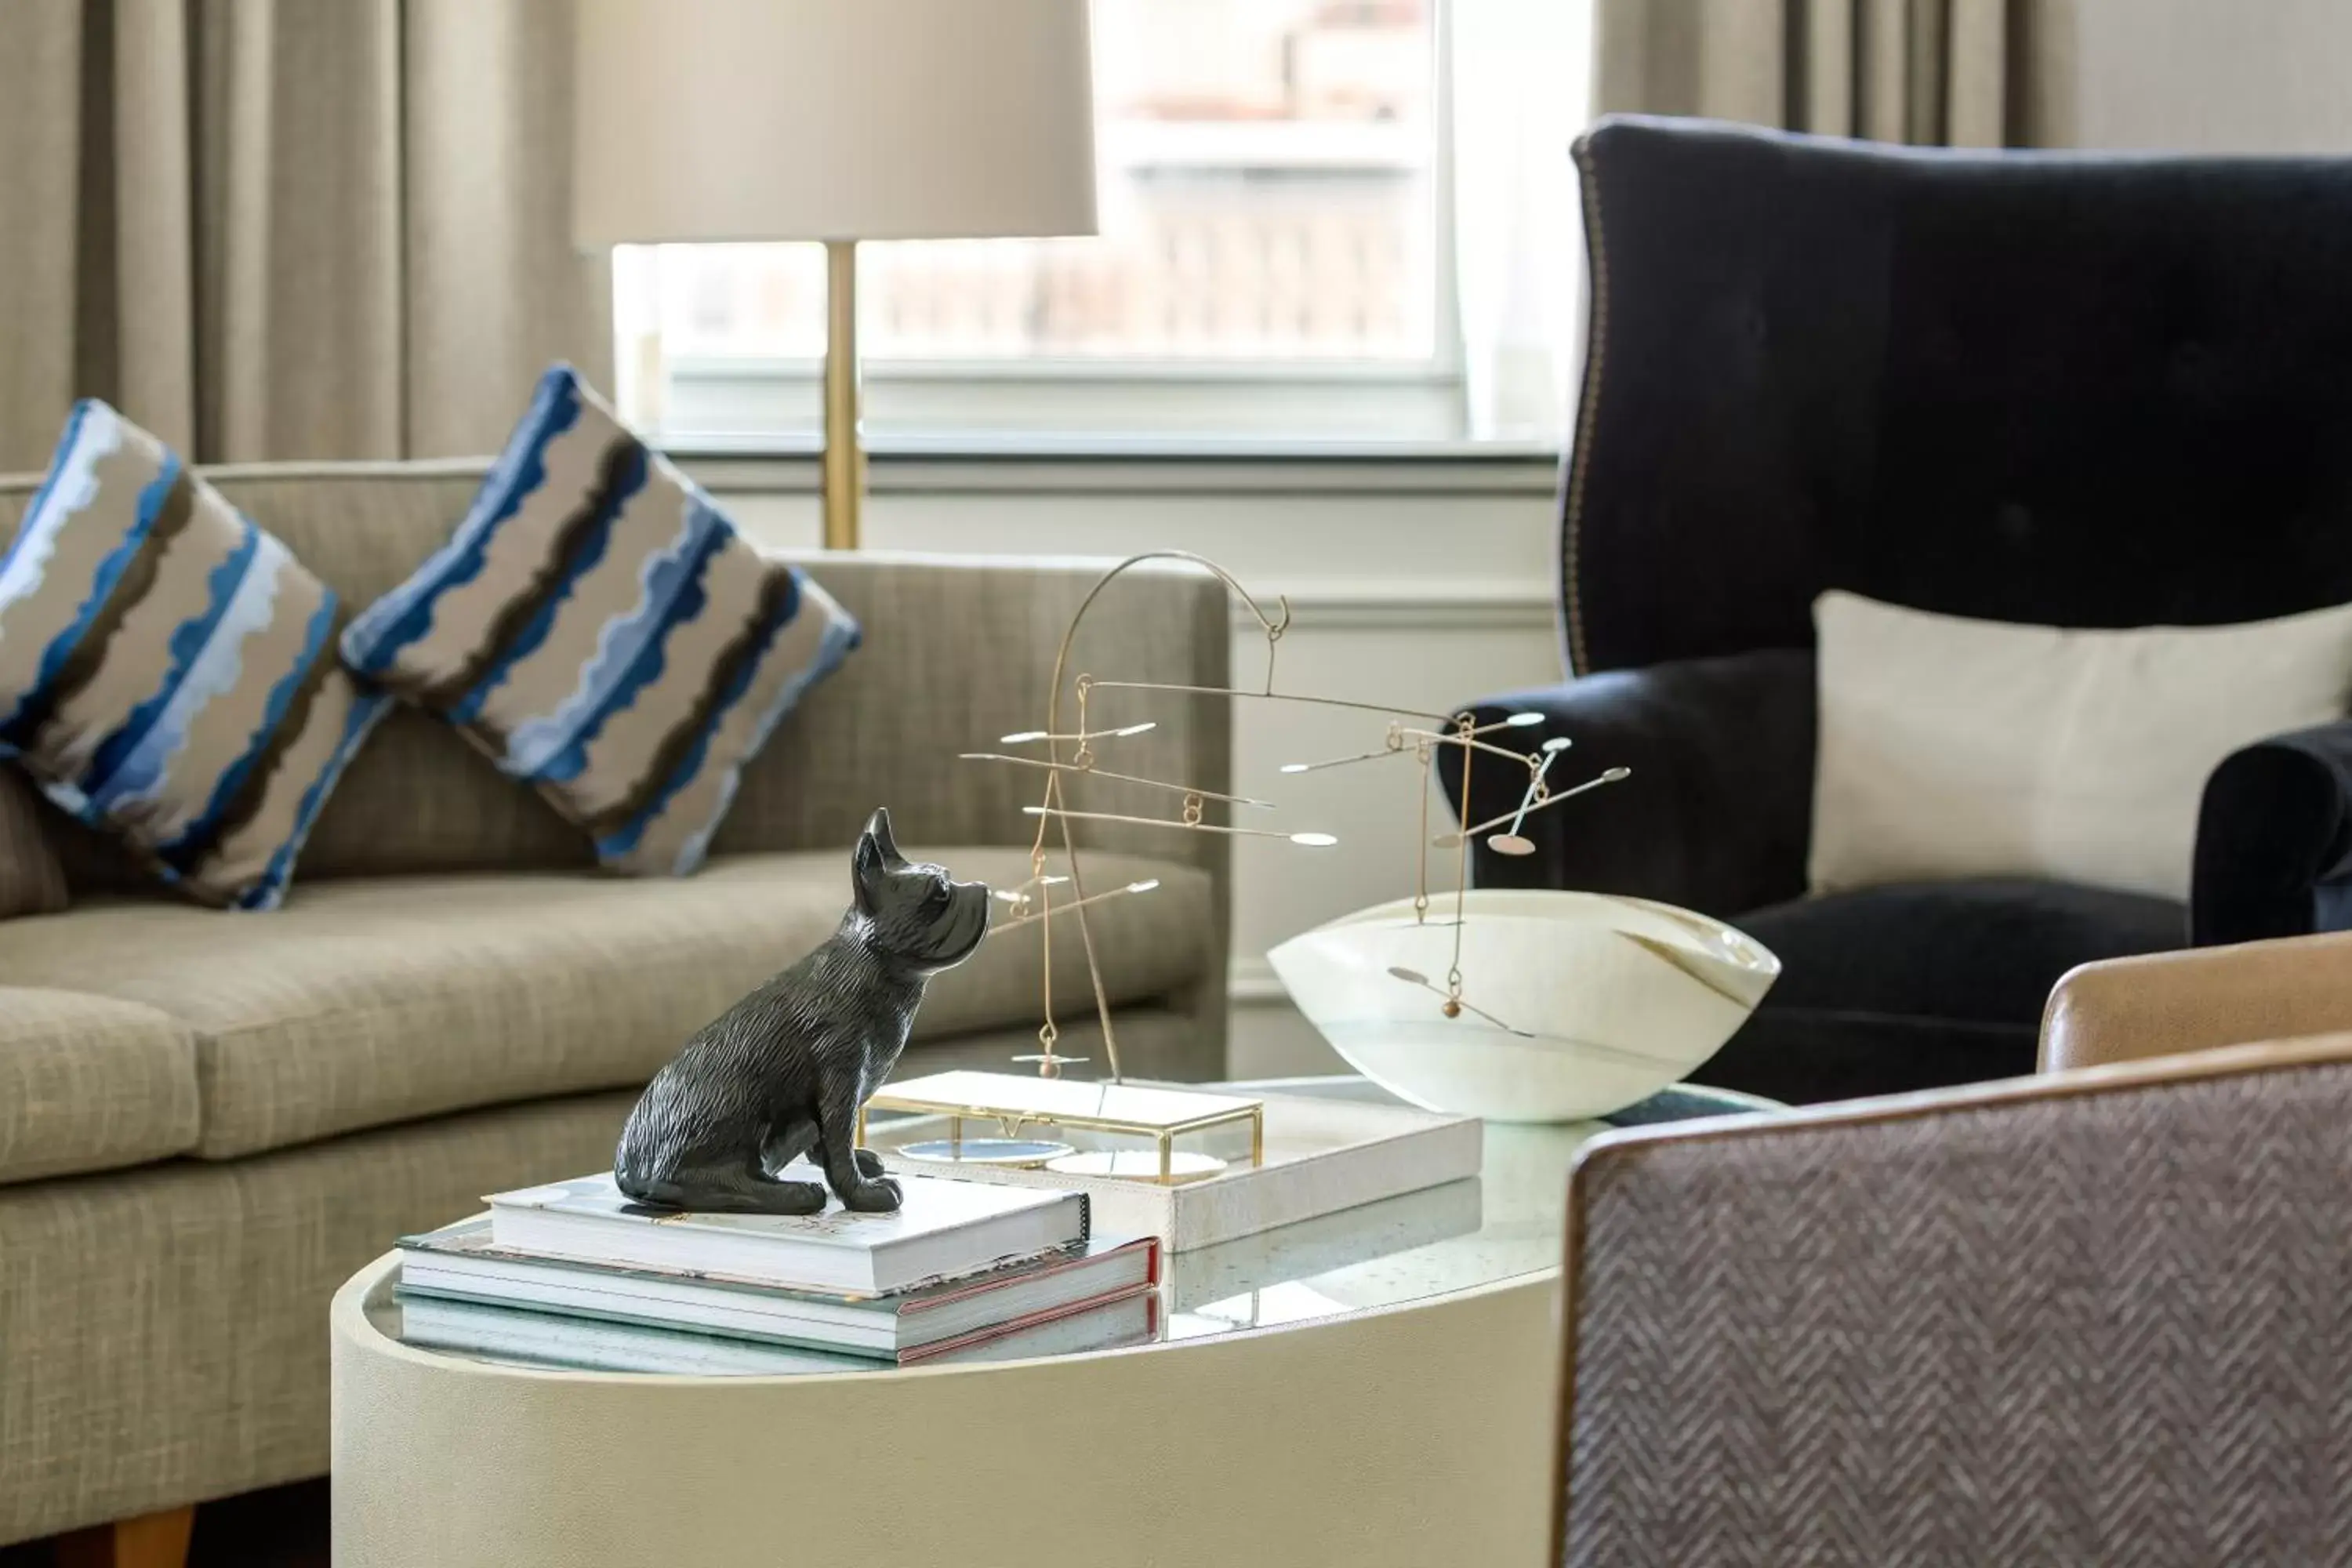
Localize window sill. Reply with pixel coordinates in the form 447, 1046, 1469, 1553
666, 433, 1563, 499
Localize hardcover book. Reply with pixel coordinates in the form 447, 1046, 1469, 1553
485, 1168, 1089, 1295
396, 1288, 1160, 1377
399, 1217, 1157, 1359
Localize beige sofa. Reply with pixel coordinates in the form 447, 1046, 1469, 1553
0, 460, 1232, 1548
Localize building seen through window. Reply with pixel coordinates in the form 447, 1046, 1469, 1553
654, 0, 1437, 368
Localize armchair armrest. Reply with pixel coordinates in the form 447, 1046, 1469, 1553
2041, 929, 2352, 1073
1442, 650, 1813, 916
2193, 719, 2352, 943
1560, 1034, 2352, 1562
713, 553, 1231, 884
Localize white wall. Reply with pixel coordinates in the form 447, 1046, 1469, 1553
692, 452, 1564, 1073
2035, 0, 2352, 152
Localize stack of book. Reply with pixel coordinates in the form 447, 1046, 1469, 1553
394, 1167, 1160, 1375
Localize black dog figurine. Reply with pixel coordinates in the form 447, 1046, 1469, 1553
613, 808, 991, 1215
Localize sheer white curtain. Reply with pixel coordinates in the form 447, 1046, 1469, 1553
1445, 0, 2027, 446
1448, 0, 1594, 443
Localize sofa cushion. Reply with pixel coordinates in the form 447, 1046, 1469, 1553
1692, 879, 2185, 1104
0, 988, 199, 1183
341, 367, 862, 877
0, 1091, 635, 1541
0, 846, 1211, 1160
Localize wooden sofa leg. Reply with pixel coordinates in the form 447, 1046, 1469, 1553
53, 1504, 194, 1568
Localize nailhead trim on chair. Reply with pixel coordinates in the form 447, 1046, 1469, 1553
1560, 131, 1611, 678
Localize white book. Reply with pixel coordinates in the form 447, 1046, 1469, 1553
1163, 1176, 1483, 1312
486, 1168, 1089, 1295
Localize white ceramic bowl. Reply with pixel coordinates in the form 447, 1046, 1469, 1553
1266, 890, 1780, 1123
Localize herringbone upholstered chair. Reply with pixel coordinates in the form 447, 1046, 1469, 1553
1555, 993, 2352, 1566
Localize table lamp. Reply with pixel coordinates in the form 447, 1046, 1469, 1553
573, 0, 1099, 549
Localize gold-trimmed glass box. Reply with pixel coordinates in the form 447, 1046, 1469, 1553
859, 1071, 1265, 1186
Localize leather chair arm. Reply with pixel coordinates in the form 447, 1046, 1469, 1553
2041, 930, 2352, 1073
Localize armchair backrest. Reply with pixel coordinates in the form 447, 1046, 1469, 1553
1557, 1040, 2352, 1564
1566, 117, 2352, 675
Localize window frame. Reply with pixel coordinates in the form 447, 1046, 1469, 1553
628, 0, 1468, 447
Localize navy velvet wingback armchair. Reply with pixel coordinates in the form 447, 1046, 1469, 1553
1446, 117, 2352, 1105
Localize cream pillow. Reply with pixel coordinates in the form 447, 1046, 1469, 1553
1808, 590, 2352, 902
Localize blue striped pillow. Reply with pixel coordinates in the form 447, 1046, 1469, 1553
341, 366, 861, 876
0, 402, 387, 909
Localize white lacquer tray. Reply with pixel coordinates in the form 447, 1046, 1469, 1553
875, 1086, 1480, 1252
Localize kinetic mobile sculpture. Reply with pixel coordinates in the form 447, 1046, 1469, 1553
958, 551, 1631, 1083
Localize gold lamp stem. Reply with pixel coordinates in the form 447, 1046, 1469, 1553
821, 239, 864, 550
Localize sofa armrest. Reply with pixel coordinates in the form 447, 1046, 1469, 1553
2041, 930, 2352, 1073
1441, 650, 1813, 916
713, 553, 1231, 887
1559, 1033, 2352, 1561
2193, 719, 2352, 944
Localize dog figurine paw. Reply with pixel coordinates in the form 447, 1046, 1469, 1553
613, 808, 991, 1214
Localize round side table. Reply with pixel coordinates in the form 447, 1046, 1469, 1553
332, 1254, 1555, 1568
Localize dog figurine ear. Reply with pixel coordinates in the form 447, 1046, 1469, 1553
866, 807, 906, 867
852, 808, 902, 919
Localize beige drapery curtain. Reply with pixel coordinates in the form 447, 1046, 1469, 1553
0, 0, 612, 474
1594, 0, 2030, 148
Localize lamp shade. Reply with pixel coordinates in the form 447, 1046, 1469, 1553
572, 0, 1099, 245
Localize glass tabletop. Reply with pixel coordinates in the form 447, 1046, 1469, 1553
363, 1075, 1774, 1376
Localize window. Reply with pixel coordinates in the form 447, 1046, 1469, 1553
621, 0, 1589, 445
